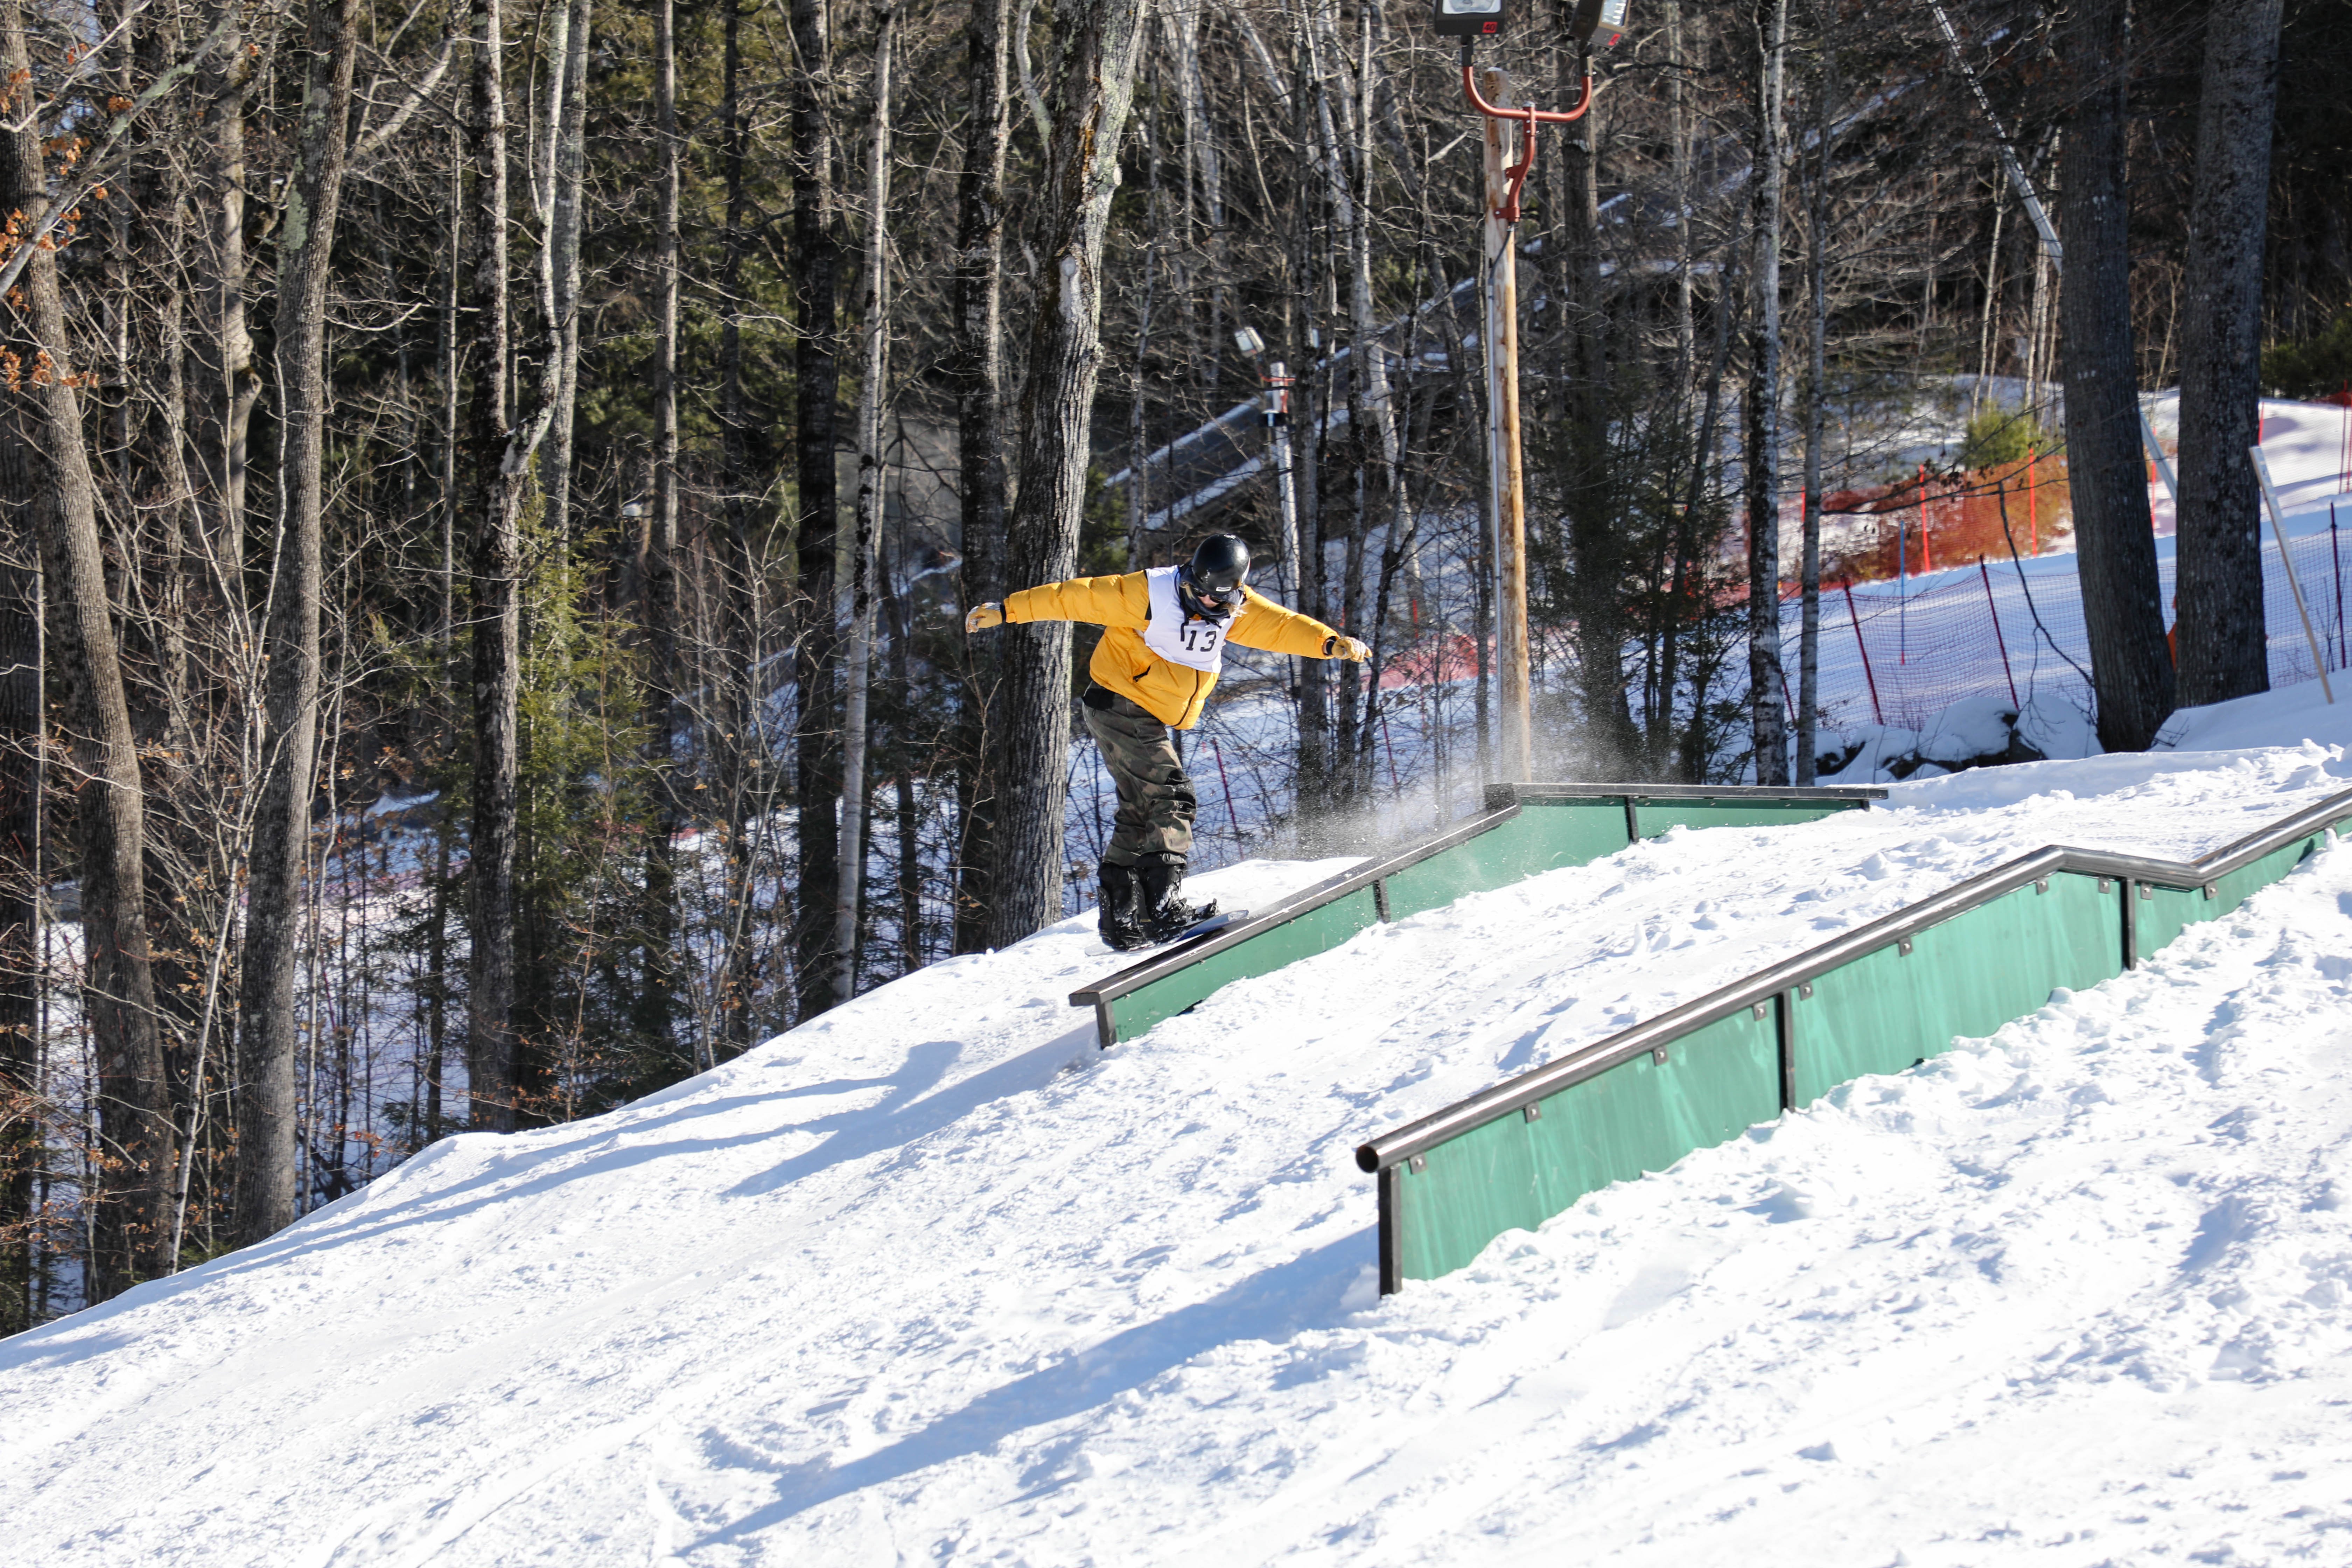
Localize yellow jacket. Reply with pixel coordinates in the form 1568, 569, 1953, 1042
1003, 571, 1345, 729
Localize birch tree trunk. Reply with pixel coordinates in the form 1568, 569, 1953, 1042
950, 0, 1010, 956
2174, 0, 2284, 704
2055, 0, 2176, 750
1744, 0, 1792, 785
985, 0, 1153, 947
2, 0, 174, 1292
790, 0, 844, 1014
835, 7, 894, 1006
235, 0, 362, 1246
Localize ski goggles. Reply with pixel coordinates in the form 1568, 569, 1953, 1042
1187, 575, 1246, 608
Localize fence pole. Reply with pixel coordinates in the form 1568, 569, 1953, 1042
1210, 735, 1244, 854
2332, 506, 2343, 670
1979, 558, 2018, 707
1919, 463, 1933, 574
2250, 446, 2334, 703
2027, 451, 2038, 555
1897, 505, 1908, 664
1843, 581, 1884, 724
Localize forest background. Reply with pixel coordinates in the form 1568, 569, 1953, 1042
0, 0, 2345, 1327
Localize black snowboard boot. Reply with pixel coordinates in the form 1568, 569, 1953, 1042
1098, 862, 1148, 952
1136, 855, 1216, 942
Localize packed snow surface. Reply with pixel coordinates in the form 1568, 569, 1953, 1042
9, 727, 2352, 1563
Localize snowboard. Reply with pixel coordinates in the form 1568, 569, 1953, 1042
1108, 908, 1247, 959
1160, 908, 1245, 947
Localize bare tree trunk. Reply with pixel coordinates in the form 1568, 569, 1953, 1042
235, 0, 362, 1246
1648, 0, 1697, 780
1128, 53, 1163, 575
1797, 39, 1832, 785
1559, 82, 1637, 777
835, 7, 894, 1006
2055, 0, 2176, 750
0, 445, 38, 1330
1168, 0, 1230, 368
197, 0, 255, 624
2174, 0, 2284, 705
542, 0, 590, 547
1328, 6, 1388, 808
985, 0, 1152, 946
3, 0, 173, 1292
1669, 0, 1695, 406
640, 0, 682, 1055
714, 0, 766, 1050
425, 109, 464, 1143
888, 525, 923, 975
1289, 8, 1331, 831
466, 0, 523, 1129
790, 0, 844, 1013
950, 0, 1010, 956
1744, 0, 1792, 785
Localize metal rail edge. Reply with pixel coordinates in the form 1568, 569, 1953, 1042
1354, 785, 2352, 1175
1068, 783, 1889, 1046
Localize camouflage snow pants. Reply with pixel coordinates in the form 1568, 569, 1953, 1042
1080, 686, 1197, 867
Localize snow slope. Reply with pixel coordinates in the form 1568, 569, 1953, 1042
6, 732, 2352, 1563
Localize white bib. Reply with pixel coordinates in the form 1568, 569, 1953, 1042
1140, 565, 1231, 673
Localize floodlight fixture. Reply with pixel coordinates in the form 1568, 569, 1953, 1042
1233, 325, 1267, 358
1432, 0, 1505, 39
1569, 0, 1630, 48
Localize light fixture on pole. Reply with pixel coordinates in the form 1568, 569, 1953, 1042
1568, 0, 1630, 48
1432, 0, 1506, 37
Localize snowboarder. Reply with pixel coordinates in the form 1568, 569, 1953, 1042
966, 534, 1371, 951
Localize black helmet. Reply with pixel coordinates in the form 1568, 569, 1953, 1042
1179, 534, 1251, 619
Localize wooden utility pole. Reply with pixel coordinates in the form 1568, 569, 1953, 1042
1480, 68, 1532, 781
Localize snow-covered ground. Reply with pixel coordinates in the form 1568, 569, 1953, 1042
7, 689, 2352, 1564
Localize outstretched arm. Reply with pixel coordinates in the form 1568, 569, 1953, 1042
1227, 589, 1370, 660
965, 573, 1147, 635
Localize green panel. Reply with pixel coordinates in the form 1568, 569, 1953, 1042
2134, 838, 2319, 959
1387, 815, 2352, 1290
1631, 799, 1865, 839
1791, 872, 2120, 1105
1394, 1107, 1545, 1282
1396, 1007, 1779, 1281
1381, 803, 1630, 921
2133, 884, 2205, 958
1107, 887, 1381, 1041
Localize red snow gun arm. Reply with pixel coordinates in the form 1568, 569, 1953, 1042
1459, 41, 1593, 224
